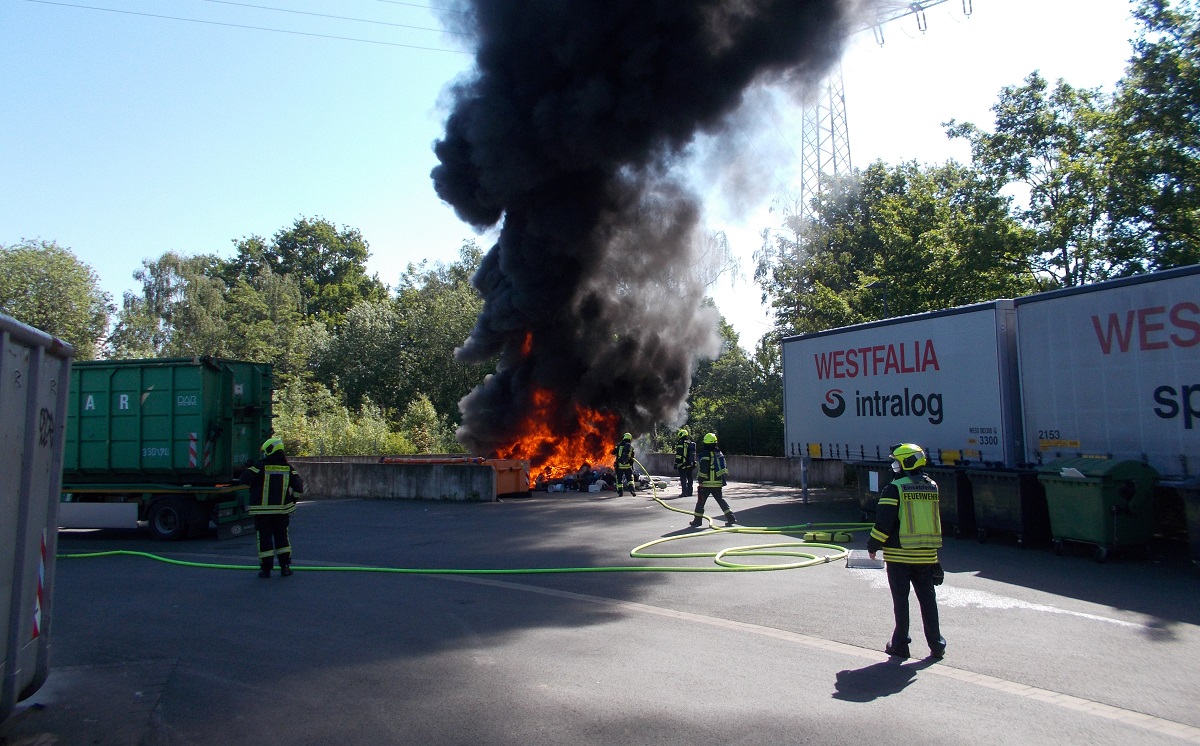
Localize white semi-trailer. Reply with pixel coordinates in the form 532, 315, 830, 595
781, 301, 1023, 469
1013, 265, 1199, 479
782, 265, 1199, 479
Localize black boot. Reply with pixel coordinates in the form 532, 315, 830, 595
724, 512, 737, 527
258, 559, 272, 578
279, 556, 293, 577
689, 515, 704, 528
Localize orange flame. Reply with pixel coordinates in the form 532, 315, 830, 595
495, 387, 620, 486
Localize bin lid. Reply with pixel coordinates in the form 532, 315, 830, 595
1037, 457, 1158, 480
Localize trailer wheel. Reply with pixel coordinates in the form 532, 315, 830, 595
148, 497, 189, 541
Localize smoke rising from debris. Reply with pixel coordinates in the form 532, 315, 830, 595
432, 0, 865, 455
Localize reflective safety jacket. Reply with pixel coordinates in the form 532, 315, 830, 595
614, 442, 634, 470
697, 447, 728, 488
866, 472, 941, 564
239, 455, 304, 516
674, 438, 696, 471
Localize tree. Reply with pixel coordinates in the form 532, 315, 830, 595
0, 239, 113, 358
946, 72, 1112, 286
228, 217, 387, 326
1106, 0, 1200, 270
755, 160, 1035, 338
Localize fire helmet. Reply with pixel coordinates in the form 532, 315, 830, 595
261, 436, 285, 457
703, 432, 717, 445
622, 432, 632, 442
677, 428, 689, 439
890, 443, 926, 472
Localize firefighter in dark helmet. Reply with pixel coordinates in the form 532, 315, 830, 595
673, 427, 697, 497
239, 436, 305, 578
612, 432, 636, 497
867, 443, 946, 659
689, 432, 736, 528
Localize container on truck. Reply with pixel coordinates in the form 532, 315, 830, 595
60, 357, 272, 540
1, 313, 73, 724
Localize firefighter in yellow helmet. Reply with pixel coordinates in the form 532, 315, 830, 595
689, 432, 735, 527
612, 432, 636, 497
867, 443, 946, 659
238, 436, 305, 578
673, 427, 697, 497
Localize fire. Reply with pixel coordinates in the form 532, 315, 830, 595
494, 387, 620, 486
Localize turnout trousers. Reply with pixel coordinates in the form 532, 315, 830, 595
693, 486, 731, 517
886, 561, 944, 653
255, 514, 292, 566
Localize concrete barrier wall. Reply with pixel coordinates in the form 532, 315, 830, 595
637, 453, 846, 487
292, 460, 496, 501
288, 454, 846, 499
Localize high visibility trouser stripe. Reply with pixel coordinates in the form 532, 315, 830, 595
882, 547, 938, 563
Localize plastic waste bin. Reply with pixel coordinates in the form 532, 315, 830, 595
925, 465, 975, 538
848, 461, 891, 521
1175, 479, 1200, 569
1038, 458, 1158, 562
966, 468, 1051, 548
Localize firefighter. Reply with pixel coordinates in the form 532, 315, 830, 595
239, 436, 305, 578
612, 432, 636, 496
674, 428, 697, 497
867, 443, 947, 659
689, 433, 736, 527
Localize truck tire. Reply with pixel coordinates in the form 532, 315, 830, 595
148, 497, 190, 541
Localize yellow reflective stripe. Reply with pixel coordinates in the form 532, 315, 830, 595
877, 497, 898, 507
870, 528, 889, 543
882, 547, 938, 563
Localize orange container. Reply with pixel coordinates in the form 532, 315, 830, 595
484, 459, 531, 496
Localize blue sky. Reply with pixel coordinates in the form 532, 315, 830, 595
2, 0, 1142, 348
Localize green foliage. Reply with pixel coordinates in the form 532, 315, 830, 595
755, 161, 1036, 337
1106, 0, 1200, 270
227, 217, 387, 327
684, 313, 783, 456
272, 377, 413, 457
947, 72, 1112, 286
0, 239, 113, 359
399, 394, 464, 454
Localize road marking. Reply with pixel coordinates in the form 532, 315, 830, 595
447, 574, 1200, 744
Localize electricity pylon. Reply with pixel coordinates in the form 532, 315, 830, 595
796, 0, 973, 227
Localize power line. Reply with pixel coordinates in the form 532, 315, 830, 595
195, 0, 468, 36
22, 0, 472, 53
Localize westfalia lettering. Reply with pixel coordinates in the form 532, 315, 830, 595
813, 340, 940, 380
1091, 302, 1200, 354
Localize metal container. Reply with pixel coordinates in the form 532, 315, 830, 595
782, 301, 1024, 470
847, 460, 891, 520
1013, 265, 1200, 479
1, 313, 73, 723
967, 468, 1051, 548
63, 357, 273, 483
925, 464, 975, 538
1038, 458, 1159, 562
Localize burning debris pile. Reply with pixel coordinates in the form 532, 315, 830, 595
432, 0, 865, 477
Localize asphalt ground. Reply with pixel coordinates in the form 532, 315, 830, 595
3, 482, 1199, 746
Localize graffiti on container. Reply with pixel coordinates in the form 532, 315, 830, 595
38, 407, 54, 446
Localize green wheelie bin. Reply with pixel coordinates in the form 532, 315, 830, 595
1037, 458, 1159, 563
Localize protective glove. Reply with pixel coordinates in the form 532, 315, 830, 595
932, 563, 945, 586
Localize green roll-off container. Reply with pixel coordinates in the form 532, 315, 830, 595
64, 357, 272, 483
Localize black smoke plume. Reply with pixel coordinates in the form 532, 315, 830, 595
433, 0, 863, 455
